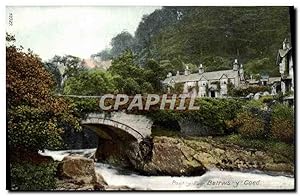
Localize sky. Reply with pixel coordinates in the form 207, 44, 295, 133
6, 6, 160, 60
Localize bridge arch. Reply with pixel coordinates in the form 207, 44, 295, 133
81, 112, 153, 143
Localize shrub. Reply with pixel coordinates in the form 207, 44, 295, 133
178, 98, 245, 134
10, 162, 58, 191
146, 109, 178, 128
68, 97, 100, 117
7, 36, 81, 153
244, 99, 265, 110
7, 106, 64, 151
236, 111, 265, 139
260, 95, 274, 104
146, 98, 245, 134
170, 83, 184, 94
271, 104, 294, 143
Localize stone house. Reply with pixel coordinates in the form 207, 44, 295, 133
276, 38, 294, 95
163, 59, 245, 97
268, 77, 281, 95
246, 74, 281, 95
243, 38, 294, 98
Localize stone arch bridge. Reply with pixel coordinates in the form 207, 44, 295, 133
57, 94, 153, 142
81, 112, 154, 166
81, 112, 153, 143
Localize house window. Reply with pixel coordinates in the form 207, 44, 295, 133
262, 81, 267, 86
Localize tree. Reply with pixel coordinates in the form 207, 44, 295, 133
110, 31, 135, 58
108, 50, 165, 94
144, 59, 164, 92
108, 50, 143, 79
63, 69, 116, 96
7, 34, 82, 190
44, 61, 63, 92
49, 55, 86, 80
6, 34, 80, 153
103, 7, 291, 76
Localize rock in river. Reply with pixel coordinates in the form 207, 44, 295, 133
141, 137, 206, 176
57, 156, 107, 186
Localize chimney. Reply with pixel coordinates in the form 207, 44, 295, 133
239, 64, 244, 81
176, 71, 180, 76
184, 65, 190, 76
199, 64, 204, 74
233, 59, 239, 71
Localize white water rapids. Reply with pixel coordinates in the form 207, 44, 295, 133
39, 148, 295, 190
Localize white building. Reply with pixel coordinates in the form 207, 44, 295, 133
276, 38, 294, 95
163, 59, 245, 98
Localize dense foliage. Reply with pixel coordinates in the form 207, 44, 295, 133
7, 35, 81, 190
63, 69, 116, 95
10, 162, 58, 190
63, 51, 165, 96
145, 98, 245, 134
7, 37, 80, 152
8, 106, 63, 150
225, 100, 294, 144
94, 7, 290, 76
271, 104, 294, 143
235, 111, 266, 139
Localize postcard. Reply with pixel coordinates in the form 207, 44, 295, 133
6, 6, 295, 191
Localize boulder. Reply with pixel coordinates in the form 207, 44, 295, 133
95, 173, 107, 186
55, 179, 105, 191
142, 137, 206, 176
94, 135, 294, 177
246, 93, 254, 99
57, 156, 107, 186
254, 92, 261, 100
105, 185, 133, 191
143, 136, 294, 175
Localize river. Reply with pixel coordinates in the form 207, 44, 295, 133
39, 148, 295, 190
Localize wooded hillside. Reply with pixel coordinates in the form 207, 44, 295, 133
94, 7, 291, 77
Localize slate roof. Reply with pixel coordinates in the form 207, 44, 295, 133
247, 79, 259, 84
278, 48, 292, 58
163, 69, 239, 84
276, 47, 292, 65
268, 77, 281, 84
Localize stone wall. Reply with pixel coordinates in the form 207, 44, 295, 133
178, 120, 222, 136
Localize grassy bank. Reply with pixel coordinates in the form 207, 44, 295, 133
152, 128, 294, 166
213, 134, 294, 163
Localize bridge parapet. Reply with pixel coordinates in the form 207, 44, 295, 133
81, 112, 153, 142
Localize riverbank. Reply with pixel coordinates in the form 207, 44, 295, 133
42, 133, 295, 190
43, 147, 294, 190
151, 127, 294, 174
